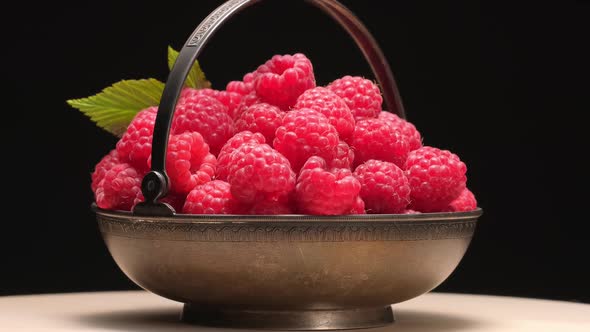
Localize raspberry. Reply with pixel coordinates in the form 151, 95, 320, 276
405, 146, 467, 212
402, 209, 421, 214
226, 72, 258, 96
160, 194, 186, 212
232, 92, 262, 120
255, 54, 315, 110
295, 156, 361, 215
249, 198, 294, 215
349, 196, 366, 214
116, 107, 157, 169
91, 150, 120, 192
294, 87, 355, 141
226, 143, 296, 203
446, 188, 477, 212
148, 132, 216, 194
95, 163, 144, 211
216, 131, 266, 181
327, 76, 382, 120
351, 118, 410, 168
273, 108, 339, 172
179, 88, 243, 119
329, 140, 354, 169
235, 103, 285, 143
353, 160, 410, 213
183, 180, 239, 214
378, 111, 422, 151
171, 95, 234, 155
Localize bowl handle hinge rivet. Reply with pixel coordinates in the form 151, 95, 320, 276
133, 171, 175, 216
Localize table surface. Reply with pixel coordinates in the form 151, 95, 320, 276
0, 291, 588, 331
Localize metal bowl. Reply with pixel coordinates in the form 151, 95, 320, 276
93, 0, 484, 329
96, 208, 481, 329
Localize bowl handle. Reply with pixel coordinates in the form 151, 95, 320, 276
134, 0, 406, 215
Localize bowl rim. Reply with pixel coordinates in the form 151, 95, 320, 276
93, 204, 482, 224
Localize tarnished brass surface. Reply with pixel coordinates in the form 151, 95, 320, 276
95, 208, 481, 329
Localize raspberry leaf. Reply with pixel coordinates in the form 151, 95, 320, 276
168, 46, 211, 89
67, 79, 165, 137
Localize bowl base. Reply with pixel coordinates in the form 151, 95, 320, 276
181, 304, 394, 330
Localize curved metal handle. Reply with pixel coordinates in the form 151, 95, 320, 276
135, 0, 406, 215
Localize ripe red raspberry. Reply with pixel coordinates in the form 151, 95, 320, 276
378, 111, 422, 151
295, 156, 361, 215
273, 108, 339, 172
226, 72, 258, 96
183, 180, 240, 214
226, 143, 296, 204
232, 92, 262, 120
294, 87, 355, 141
179, 88, 243, 119
255, 53, 315, 110
327, 76, 383, 120
115, 107, 157, 170
349, 196, 366, 214
235, 103, 285, 143
95, 163, 144, 211
353, 160, 410, 213
91, 150, 120, 192
446, 188, 477, 212
329, 141, 355, 169
402, 209, 421, 214
171, 95, 234, 155
249, 198, 294, 215
216, 131, 266, 181
351, 118, 410, 168
405, 146, 467, 212
148, 132, 216, 194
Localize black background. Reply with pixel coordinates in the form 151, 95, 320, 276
2, 1, 587, 302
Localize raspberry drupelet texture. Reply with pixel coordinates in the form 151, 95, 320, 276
216, 131, 266, 181
329, 140, 355, 169
149, 132, 216, 194
327, 76, 383, 120
183, 180, 239, 214
226, 72, 258, 96
115, 107, 157, 170
405, 146, 467, 212
91, 149, 120, 192
179, 88, 243, 119
295, 156, 361, 215
255, 53, 316, 110
351, 118, 410, 168
378, 111, 422, 151
353, 160, 411, 214
95, 163, 144, 211
446, 188, 477, 212
350, 196, 366, 214
171, 95, 234, 155
226, 143, 296, 204
294, 87, 355, 141
273, 108, 339, 172
232, 92, 262, 120
235, 103, 285, 143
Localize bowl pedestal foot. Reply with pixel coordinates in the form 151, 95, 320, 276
181, 304, 394, 330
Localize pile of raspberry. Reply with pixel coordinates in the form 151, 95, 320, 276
92, 53, 477, 215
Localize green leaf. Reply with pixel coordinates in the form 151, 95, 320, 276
67, 79, 165, 137
168, 46, 211, 89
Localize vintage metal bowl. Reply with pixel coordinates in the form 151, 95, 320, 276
95, 0, 482, 329
96, 209, 480, 329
